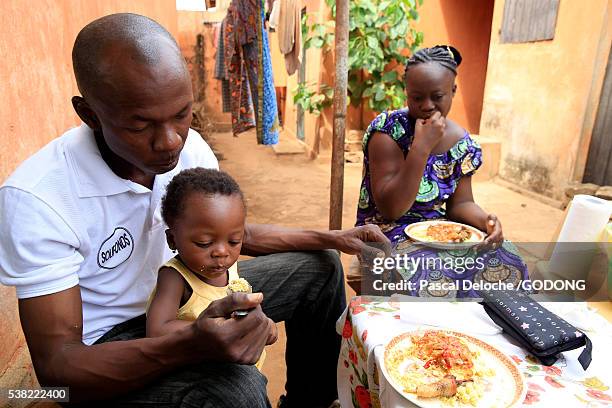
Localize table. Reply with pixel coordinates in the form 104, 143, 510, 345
336, 296, 612, 407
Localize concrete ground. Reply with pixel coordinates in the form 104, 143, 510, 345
211, 129, 611, 406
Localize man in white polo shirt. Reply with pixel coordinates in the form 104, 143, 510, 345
1, 123, 217, 345
0, 13, 387, 408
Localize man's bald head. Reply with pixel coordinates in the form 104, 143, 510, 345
72, 13, 185, 100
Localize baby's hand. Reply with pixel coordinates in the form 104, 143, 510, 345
483, 213, 503, 249
413, 111, 445, 154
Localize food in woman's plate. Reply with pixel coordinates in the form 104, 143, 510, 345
426, 223, 473, 243
404, 221, 485, 244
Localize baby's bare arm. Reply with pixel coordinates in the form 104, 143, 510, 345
146, 267, 191, 337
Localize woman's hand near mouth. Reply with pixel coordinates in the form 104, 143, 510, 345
412, 111, 446, 155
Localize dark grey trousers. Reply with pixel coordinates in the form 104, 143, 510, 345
77, 250, 346, 408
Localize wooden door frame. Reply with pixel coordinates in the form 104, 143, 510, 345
572, 22, 612, 183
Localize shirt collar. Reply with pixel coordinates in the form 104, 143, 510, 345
66, 124, 179, 198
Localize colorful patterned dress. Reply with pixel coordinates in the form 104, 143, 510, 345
355, 108, 529, 298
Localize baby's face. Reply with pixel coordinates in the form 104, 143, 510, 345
169, 192, 245, 285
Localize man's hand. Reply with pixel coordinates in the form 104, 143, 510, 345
331, 224, 391, 256
193, 293, 277, 365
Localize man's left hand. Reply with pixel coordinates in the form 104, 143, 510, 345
331, 224, 391, 255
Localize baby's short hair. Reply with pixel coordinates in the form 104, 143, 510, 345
161, 168, 244, 226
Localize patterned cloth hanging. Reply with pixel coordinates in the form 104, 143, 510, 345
225, 0, 279, 144
214, 18, 232, 113
223, 8, 256, 135
256, 0, 279, 144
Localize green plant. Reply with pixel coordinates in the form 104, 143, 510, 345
302, 13, 335, 51
295, 0, 424, 115
291, 14, 335, 117
293, 82, 334, 116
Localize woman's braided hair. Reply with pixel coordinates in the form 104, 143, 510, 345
404, 45, 462, 82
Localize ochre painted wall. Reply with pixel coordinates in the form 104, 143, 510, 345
416, 0, 494, 135
0, 0, 177, 377
191, 18, 233, 127
480, 0, 611, 199
177, 10, 206, 100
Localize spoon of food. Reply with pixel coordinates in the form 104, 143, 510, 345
226, 277, 253, 317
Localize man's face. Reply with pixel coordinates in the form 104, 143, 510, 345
88, 45, 194, 177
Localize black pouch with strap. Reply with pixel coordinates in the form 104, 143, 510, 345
479, 290, 592, 369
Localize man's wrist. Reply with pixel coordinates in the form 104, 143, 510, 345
147, 322, 199, 367
177, 322, 201, 362
315, 229, 342, 251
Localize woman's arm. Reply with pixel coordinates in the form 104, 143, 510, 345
369, 112, 446, 220
146, 267, 191, 337
369, 131, 429, 220
446, 176, 503, 245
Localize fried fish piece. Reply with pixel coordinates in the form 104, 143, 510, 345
416, 375, 458, 398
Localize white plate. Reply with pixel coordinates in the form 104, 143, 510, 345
404, 220, 485, 248
381, 330, 526, 408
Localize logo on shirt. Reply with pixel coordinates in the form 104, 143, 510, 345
97, 227, 134, 269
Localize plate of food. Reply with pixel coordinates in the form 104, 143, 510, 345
404, 220, 485, 247
381, 330, 525, 408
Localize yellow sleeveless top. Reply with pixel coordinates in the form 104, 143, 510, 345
155, 257, 265, 369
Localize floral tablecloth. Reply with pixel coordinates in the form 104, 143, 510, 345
336, 296, 612, 408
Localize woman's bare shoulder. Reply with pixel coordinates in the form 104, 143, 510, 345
445, 118, 467, 143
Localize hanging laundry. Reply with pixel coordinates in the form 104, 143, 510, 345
256, 0, 280, 144
225, 0, 279, 144
214, 18, 232, 113
269, 0, 281, 31
224, 3, 256, 136
265, 0, 274, 23
278, 0, 302, 75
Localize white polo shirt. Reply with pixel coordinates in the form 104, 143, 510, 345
0, 124, 218, 344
